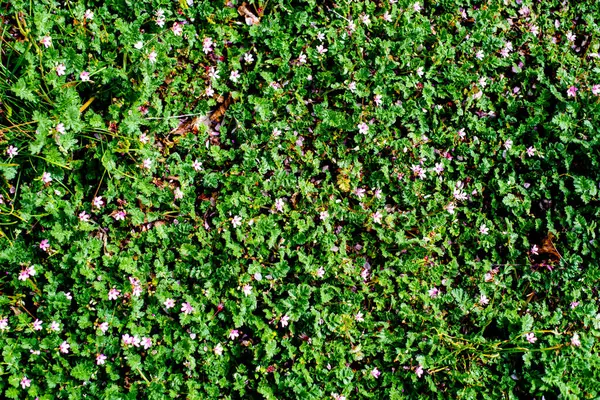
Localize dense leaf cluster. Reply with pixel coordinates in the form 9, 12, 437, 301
1, 0, 600, 398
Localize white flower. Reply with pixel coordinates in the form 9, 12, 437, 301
316, 45, 328, 55
172, 22, 183, 36
504, 139, 513, 150
203, 37, 213, 54
383, 12, 392, 22
214, 343, 224, 356
275, 198, 285, 212
316, 267, 325, 278
80, 71, 90, 82
242, 284, 252, 296
414, 2, 422, 12
56, 63, 66, 76
84, 9, 94, 20
59, 341, 70, 354
41, 35, 52, 48
232, 215, 242, 228
42, 172, 52, 184
193, 160, 203, 171
358, 122, 369, 135
230, 70, 240, 83
417, 66, 424, 77
96, 354, 107, 365
174, 187, 184, 200
142, 158, 152, 169
571, 333, 581, 347
479, 224, 489, 235
298, 52, 307, 64
244, 53, 254, 63
372, 211, 383, 224
280, 314, 290, 327
479, 294, 489, 306
148, 51, 157, 63
164, 298, 175, 309
526, 146, 536, 157
93, 196, 104, 208
134, 41, 144, 49
355, 312, 364, 322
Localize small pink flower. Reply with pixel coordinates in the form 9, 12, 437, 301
525, 332, 537, 344
33, 319, 43, 331
531, 245, 539, 255
192, 160, 203, 171
479, 224, 489, 235
148, 51, 157, 63
316, 267, 325, 278
374, 94, 382, 106
50, 321, 60, 332
371, 367, 381, 379
214, 343, 224, 356
415, 365, 424, 378
567, 86, 578, 98
230, 70, 240, 83
242, 284, 252, 296
229, 329, 240, 340
41, 35, 52, 48
142, 158, 152, 169
275, 198, 285, 212
203, 37, 214, 54
6, 145, 18, 158
372, 211, 383, 224
19, 270, 30, 281
526, 146, 536, 157
0, 318, 8, 331
42, 172, 52, 184
59, 341, 70, 353
93, 196, 104, 208
79, 211, 91, 222
355, 312, 364, 322
181, 302, 194, 315
357, 122, 369, 135
56, 63, 66, 76
113, 211, 126, 221
80, 71, 90, 82
84, 9, 94, 20
592, 85, 600, 95
122, 334, 134, 345
316, 44, 328, 55
96, 354, 107, 365
428, 287, 440, 298
280, 314, 290, 327
570, 301, 579, 309
141, 337, 152, 349
164, 298, 175, 309
479, 294, 489, 306
99, 322, 109, 333
571, 333, 581, 347
39, 239, 50, 252
108, 288, 120, 300
20, 376, 31, 389
172, 22, 183, 36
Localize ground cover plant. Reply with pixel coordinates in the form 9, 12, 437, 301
1, 0, 600, 398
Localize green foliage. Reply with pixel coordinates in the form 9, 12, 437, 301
1, 0, 600, 398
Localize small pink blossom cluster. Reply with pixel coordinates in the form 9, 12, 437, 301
122, 333, 152, 349
129, 276, 143, 297
19, 265, 36, 281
